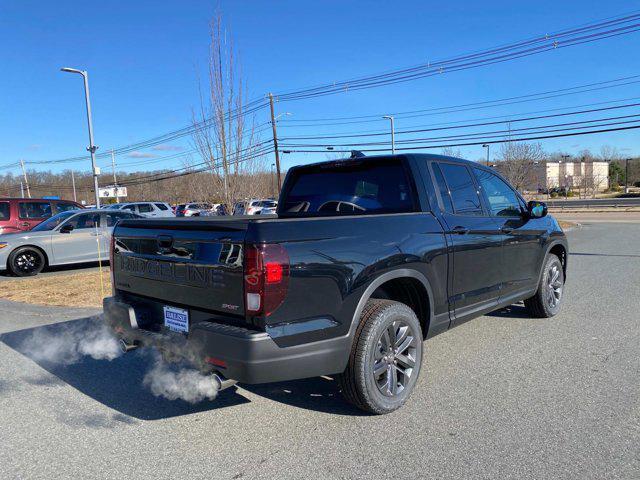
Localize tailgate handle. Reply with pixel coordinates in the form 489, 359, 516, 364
157, 235, 173, 249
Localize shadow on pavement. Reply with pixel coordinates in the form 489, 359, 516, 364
0, 318, 250, 420
486, 304, 531, 319
242, 377, 367, 417
0, 261, 105, 278
0, 317, 365, 418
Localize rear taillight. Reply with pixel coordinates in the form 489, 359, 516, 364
109, 234, 116, 295
244, 244, 289, 317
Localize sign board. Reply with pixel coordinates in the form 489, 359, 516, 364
98, 186, 128, 198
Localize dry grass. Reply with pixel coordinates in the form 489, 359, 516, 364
558, 220, 577, 230
0, 269, 112, 308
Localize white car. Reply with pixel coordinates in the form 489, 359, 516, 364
111, 202, 174, 218
233, 199, 278, 215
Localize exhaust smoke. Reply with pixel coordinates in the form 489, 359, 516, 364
20, 315, 122, 365
142, 353, 219, 403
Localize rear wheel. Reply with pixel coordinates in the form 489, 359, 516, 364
8, 247, 45, 277
338, 299, 423, 414
524, 254, 564, 318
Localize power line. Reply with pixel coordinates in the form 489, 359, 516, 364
280, 101, 640, 142
278, 74, 640, 126
273, 13, 640, 101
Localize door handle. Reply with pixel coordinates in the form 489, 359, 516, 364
451, 226, 470, 235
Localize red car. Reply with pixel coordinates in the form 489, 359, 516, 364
0, 198, 84, 234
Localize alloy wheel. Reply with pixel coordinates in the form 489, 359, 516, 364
546, 263, 563, 309
373, 320, 419, 397
14, 251, 41, 274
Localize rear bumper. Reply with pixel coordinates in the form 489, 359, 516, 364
103, 296, 349, 384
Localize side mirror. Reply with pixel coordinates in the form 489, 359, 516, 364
527, 200, 547, 219
59, 224, 74, 234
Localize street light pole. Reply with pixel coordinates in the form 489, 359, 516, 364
111, 149, 119, 203
482, 144, 490, 166
61, 67, 101, 208
71, 170, 77, 202
383, 116, 395, 154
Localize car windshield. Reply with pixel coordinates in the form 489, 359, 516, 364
31, 211, 77, 231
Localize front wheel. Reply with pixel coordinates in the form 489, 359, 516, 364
8, 247, 46, 277
524, 254, 565, 318
338, 299, 423, 414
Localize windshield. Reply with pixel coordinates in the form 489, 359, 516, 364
281, 158, 415, 217
31, 211, 77, 231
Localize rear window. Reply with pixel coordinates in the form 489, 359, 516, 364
0, 202, 9, 220
281, 158, 415, 216
137, 203, 153, 213
19, 202, 52, 219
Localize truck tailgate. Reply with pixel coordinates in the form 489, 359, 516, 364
112, 219, 247, 316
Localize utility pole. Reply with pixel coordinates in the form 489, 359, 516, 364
268, 93, 282, 191
111, 149, 119, 203
71, 170, 77, 202
383, 116, 396, 154
20, 181, 24, 198
625, 157, 631, 193
482, 144, 490, 166
19, 159, 31, 198
61, 67, 101, 208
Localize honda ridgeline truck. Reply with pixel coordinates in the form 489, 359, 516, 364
104, 154, 568, 414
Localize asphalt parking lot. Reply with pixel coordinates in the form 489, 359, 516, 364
0, 222, 638, 479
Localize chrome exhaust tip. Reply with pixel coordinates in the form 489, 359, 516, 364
119, 338, 138, 353
213, 373, 237, 391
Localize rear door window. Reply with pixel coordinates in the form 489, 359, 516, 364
282, 158, 415, 216
154, 203, 169, 211
137, 203, 153, 213
438, 163, 483, 215
431, 163, 454, 214
0, 202, 10, 220
19, 202, 52, 219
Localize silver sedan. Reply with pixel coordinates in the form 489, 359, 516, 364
0, 209, 140, 276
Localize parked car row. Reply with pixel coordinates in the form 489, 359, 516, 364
0, 197, 277, 276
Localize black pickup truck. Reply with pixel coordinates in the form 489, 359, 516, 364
104, 154, 567, 414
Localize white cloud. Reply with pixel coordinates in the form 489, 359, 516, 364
126, 152, 159, 159
152, 144, 183, 152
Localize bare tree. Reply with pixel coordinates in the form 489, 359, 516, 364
440, 147, 463, 158
191, 14, 268, 212
495, 141, 545, 192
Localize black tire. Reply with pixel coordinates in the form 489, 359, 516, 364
338, 299, 423, 414
8, 247, 46, 277
524, 254, 565, 318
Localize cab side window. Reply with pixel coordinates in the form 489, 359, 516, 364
431, 163, 454, 214
438, 163, 483, 215
473, 168, 521, 217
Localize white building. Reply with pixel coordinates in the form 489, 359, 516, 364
535, 161, 609, 192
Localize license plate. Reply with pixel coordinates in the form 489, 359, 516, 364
163, 305, 189, 333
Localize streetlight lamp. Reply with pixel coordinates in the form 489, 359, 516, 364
382, 116, 395, 154
482, 144, 490, 166
61, 67, 101, 208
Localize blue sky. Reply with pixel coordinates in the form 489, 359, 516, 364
1, 0, 639, 176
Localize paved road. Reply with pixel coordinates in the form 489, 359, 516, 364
0, 224, 638, 479
546, 197, 640, 208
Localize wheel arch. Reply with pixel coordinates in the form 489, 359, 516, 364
544, 240, 568, 280
350, 269, 434, 340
